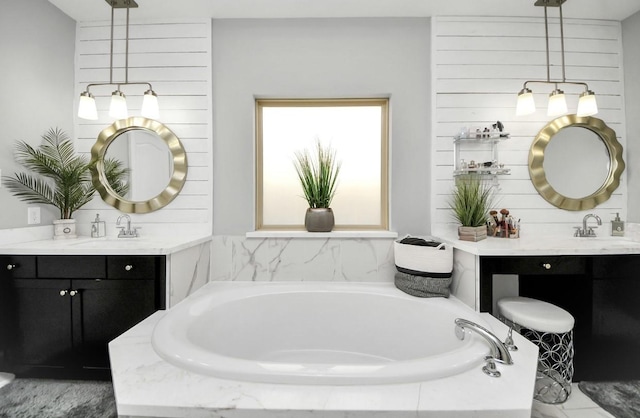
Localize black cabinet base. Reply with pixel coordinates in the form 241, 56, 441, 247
8, 365, 112, 381
481, 255, 640, 382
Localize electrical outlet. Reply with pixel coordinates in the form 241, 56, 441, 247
28, 207, 41, 225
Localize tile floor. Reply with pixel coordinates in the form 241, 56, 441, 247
531, 383, 615, 418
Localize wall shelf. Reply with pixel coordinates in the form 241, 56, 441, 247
453, 132, 511, 180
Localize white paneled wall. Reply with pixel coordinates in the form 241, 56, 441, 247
432, 16, 626, 233
73, 18, 212, 235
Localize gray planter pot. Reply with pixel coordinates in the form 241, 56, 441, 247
305, 208, 335, 232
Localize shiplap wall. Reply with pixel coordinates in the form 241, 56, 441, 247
432, 16, 627, 233
73, 18, 212, 235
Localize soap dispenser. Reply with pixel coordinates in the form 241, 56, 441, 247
611, 212, 625, 237
91, 214, 106, 238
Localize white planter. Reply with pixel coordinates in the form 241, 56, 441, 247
53, 219, 77, 240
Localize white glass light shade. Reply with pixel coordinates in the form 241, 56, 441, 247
577, 90, 598, 117
78, 92, 98, 120
141, 89, 160, 119
516, 88, 536, 116
109, 90, 128, 119
547, 89, 567, 116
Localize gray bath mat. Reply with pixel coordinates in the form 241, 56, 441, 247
578, 380, 640, 418
0, 378, 117, 418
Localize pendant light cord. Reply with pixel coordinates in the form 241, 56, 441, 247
544, 5, 550, 83
559, 3, 566, 82
125, 1, 130, 84
109, 2, 114, 84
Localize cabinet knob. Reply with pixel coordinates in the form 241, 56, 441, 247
6, 264, 17, 271
542, 263, 552, 270
69, 290, 78, 297
59, 290, 68, 296
125, 264, 134, 271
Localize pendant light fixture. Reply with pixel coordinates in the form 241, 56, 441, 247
78, 0, 160, 120
516, 0, 598, 117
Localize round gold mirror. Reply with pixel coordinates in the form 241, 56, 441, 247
90, 117, 188, 213
528, 115, 624, 211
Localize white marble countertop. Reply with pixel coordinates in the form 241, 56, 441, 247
0, 234, 212, 255
433, 228, 640, 256
109, 307, 538, 418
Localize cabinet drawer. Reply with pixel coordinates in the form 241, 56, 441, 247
592, 254, 640, 279
0, 256, 36, 279
38, 256, 106, 279
491, 256, 588, 275
107, 256, 157, 279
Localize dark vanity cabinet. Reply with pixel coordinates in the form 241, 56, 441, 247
0, 254, 166, 380
480, 254, 640, 381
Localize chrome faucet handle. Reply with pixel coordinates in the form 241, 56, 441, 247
504, 327, 518, 352
482, 356, 501, 378
573, 227, 583, 237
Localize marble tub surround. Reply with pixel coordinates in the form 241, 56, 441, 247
212, 235, 398, 282
109, 284, 539, 418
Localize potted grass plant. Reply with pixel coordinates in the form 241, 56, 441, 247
449, 175, 495, 241
293, 140, 341, 232
4, 127, 129, 239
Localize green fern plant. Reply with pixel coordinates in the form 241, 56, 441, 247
3, 128, 129, 219
293, 140, 341, 209
449, 176, 496, 227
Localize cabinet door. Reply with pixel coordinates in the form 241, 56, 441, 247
3, 278, 73, 372
0, 256, 37, 367
72, 279, 156, 370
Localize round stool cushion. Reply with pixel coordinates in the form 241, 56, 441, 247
498, 296, 575, 333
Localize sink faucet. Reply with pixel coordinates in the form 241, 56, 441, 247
574, 214, 602, 237
116, 214, 139, 238
454, 318, 513, 365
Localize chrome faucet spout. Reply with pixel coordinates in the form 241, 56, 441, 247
582, 213, 602, 231
116, 214, 131, 230
116, 214, 138, 238
576, 213, 602, 237
454, 318, 514, 365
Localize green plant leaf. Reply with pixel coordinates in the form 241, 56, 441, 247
4, 128, 129, 219
293, 139, 341, 209
448, 176, 496, 227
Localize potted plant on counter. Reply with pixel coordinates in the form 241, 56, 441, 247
293, 140, 341, 232
4, 127, 129, 239
449, 175, 495, 241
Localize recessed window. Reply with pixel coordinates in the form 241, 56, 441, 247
256, 98, 389, 230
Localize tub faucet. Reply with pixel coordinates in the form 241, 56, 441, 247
574, 214, 602, 237
116, 214, 139, 238
454, 318, 513, 366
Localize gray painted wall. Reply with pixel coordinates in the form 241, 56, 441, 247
623, 11, 640, 222
212, 18, 431, 236
0, 0, 75, 229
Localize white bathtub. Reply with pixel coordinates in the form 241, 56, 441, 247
151, 282, 493, 385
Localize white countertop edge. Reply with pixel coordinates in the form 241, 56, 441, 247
0, 234, 212, 255
432, 229, 640, 256
246, 230, 398, 239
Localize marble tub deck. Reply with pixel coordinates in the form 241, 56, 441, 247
109, 308, 538, 417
